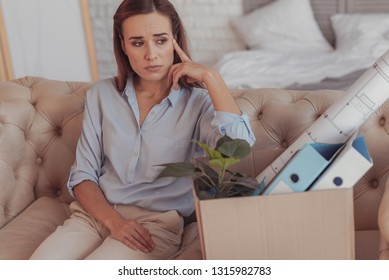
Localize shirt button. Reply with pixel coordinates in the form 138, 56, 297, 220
134, 151, 139, 156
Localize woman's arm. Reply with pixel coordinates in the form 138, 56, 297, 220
169, 39, 255, 148
73, 180, 155, 253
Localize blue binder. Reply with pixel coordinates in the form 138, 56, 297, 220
263, 142, 343, 195
308, 134, 373, 191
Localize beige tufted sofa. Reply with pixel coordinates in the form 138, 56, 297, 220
0, 76, 388, 260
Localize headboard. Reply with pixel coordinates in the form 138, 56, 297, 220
243, 0, 389, 46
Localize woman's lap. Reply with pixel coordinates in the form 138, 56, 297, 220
30, 202, 183, 260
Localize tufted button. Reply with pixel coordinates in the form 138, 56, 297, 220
258, 112, 263, 120
371, 180, 379, 188
379, 117, 386, 126
36, 158, 43, 165
281, 140, 288, 148
56, 189, 62, 197
57, 127, 63, 136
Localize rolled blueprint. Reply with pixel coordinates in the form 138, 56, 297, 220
257, 50, 389, 193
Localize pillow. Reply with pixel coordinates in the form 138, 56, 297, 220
231, 0, 332, 52
331, 13, 389, 58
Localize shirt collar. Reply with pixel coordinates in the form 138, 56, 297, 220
122, 76, 181, 107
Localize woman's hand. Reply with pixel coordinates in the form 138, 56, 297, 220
108, 214, 155, 253
74, 181, 155, 253
169, 39, 241, 115
168, 39, 211, 90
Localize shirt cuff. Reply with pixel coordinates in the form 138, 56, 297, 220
67, 170, 98, 198
212, 111, 256, 146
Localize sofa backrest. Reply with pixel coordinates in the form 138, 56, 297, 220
0, 77, 388, 235
232, 88, 389, 232
0, 77, 90, 228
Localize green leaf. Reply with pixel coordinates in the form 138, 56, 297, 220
194, 177, 218, 198
209, 157, 240, 170
157, 162, 196, 178
195, 141, 223, 160
194, 158, 218, 179
215, 135, 233, 150
217, 138, 251, 159
230, 176, 260, 190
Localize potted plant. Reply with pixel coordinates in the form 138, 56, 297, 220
158, 135, 264, 199
158, 136, 355, 260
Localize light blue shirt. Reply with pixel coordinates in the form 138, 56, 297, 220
68, 77, 255, 216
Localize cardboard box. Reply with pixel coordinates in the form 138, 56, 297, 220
194, 187, 355, 260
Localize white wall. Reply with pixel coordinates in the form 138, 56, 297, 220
88, 0, 121, 80
89, 0, 245, 79
1, 0, 245, 81
171, 0, 245, 64
1, 0, 92, 82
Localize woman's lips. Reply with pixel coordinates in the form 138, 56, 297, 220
145, 65, 162, 72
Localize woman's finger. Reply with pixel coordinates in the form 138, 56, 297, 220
121, 237, 138, 251
123, 228, 154, 253
123, 234, 151, 253
168, 63, 185, 90
134, 226, 155, 251
167, 63, 180, 87
172, 67, 186, 90
173, 39, 191, 62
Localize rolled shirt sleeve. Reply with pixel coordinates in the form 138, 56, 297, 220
67, 88, 103, 198
212, 110, 256, 146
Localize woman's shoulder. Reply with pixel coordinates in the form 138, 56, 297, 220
86, 77, 120, 99
89, 77, 117, 92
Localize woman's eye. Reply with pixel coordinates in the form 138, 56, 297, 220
156, 38, 167, 45
132, 41, 144, 47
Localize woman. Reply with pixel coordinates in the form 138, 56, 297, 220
31, 0, 255, 260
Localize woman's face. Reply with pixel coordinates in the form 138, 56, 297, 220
121, 12, 175, 83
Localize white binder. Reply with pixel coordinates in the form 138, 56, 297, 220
309, 133, 373, 191
263, 142, 343, 195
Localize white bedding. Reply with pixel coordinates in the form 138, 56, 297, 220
215, 50, 377, 89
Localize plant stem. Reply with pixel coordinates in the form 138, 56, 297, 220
195, 173, 216, 190
218, 168, 226, 192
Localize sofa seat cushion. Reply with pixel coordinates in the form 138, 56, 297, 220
0, 195, 202, 260
0, 197, 70, 259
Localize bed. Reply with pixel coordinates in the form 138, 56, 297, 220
216, 0, 389, 90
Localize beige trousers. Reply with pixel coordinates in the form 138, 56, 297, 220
30, 201, 184, 260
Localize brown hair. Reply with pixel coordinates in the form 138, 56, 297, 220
113, 0, 198, 92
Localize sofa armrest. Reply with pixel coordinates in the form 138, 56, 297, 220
0, 197, 70, 260
378, 177, 389, 259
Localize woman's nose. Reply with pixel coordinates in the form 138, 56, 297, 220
144, 43, 157, 61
